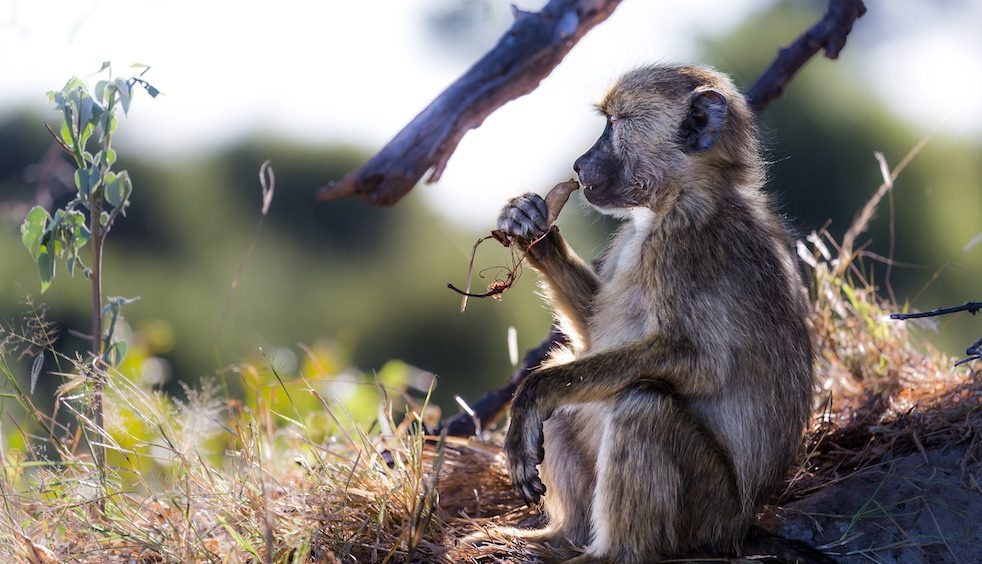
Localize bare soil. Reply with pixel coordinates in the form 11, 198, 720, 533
767, 446, 982, 563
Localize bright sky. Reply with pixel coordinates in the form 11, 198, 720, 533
1, 0, 979, 228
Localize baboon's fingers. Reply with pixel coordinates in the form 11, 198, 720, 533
504, 420, 547, 504
496, 193, 549, 242
511, 458, 545, 504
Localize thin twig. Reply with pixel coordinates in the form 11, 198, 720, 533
891, 302, 982, 366
890, 302, 982, 321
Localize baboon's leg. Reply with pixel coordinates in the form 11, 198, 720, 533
587, 384, 745, 562
539, 404, 603, 547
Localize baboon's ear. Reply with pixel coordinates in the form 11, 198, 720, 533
680, 89, 727, 153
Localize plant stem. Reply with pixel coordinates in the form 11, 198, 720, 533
89, 88, 117, 503
89, 195, 104, 464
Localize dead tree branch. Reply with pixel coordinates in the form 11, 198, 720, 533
317, 0, 621, 206
746, 0, 867, 114
318, 0, 866, 207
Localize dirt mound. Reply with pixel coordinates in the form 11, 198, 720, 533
770, 446, 981, 563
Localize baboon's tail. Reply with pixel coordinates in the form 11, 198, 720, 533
739, 526, 837, 563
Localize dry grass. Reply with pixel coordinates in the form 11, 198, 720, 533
778, 231, 980, 508
2, 152, 980, 563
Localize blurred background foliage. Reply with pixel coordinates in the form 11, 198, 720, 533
1, 0, 979, 438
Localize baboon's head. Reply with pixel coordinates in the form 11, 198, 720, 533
574, 65, 760, 216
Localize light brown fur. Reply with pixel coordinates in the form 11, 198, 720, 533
495, 65, 814, 562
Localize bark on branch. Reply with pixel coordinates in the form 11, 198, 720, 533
316, 0, 622, 206
745, 0, 867, 114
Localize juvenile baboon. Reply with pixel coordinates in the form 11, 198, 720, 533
495, 65, 817, 562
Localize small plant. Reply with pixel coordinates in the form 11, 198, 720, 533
19, 62, 158, 473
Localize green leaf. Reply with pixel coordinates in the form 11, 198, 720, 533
108, 341, 128, 366
21, 206, 50, 259
98, 148, 117, 167
145, 84, 160, 98
64, 210, 90, 250
79, 96, 95, 128
51, 208, 65, 228
100, 211, 110, 227
102, 295, 140, 315
95, 80, 108, 104
61, 76, 86, 96
37, 244, 55, 293
105, 170, 132, 208
98, 61, 111, 73
59, 120, 73, 148
79, 122, 95, 150
74, 169, 91, 198
115, 78, 131, 115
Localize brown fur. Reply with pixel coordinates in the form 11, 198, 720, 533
495, 65, 814, 562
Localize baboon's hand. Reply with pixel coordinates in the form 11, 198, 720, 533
504, 389, 547, 504
497, 193, 550, 247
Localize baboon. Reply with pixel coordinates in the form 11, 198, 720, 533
495, 65, 816, 562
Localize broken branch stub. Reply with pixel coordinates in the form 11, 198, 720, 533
317, 0, 621, 207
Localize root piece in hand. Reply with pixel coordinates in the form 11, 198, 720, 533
544, 179, 579, 225
449, 178, 580, 311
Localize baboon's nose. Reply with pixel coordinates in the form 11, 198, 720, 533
574, 156, 598, 187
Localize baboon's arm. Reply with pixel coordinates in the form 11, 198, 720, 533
505, 331, 722, 502
525, 226, 599, 339
521, 332, 720, 416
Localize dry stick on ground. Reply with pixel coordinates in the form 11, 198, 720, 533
316, 0, 622, 206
